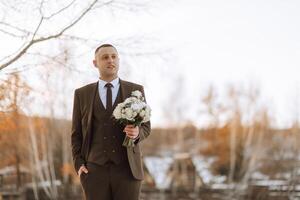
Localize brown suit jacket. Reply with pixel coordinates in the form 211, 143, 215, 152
71, 78, 151, 180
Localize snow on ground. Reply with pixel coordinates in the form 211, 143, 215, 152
144, 156, 173, 189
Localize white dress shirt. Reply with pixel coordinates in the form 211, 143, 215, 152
98, 77, 120, 109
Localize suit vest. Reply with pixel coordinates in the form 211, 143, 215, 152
87, 87, 128, 165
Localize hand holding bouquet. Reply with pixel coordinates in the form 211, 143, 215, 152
112, 90, 151, 147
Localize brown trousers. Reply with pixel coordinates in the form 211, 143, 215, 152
80, 161, 141, 200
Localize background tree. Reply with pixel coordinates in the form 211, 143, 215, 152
0, 73, 31, 189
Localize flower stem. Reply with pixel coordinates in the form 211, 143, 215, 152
122, 135, 135, 147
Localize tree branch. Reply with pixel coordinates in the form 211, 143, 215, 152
43, 0, 77, 20
0, 0, 99, 71
0, 21, 31, 36
0, 28, 25, 38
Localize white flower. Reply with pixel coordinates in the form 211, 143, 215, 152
132, 111, 138, 118
124, 108, 134, 120
121, 113, 127, 119
131, 90, 142, 99
113, 105, 122, 119
131, 102, 143, 111
141, 102, 146, 107
139, 110, 146, 117
124, 97, 136, 104
142, 106, 151, 123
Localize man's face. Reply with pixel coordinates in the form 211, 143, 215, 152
93, 46, 119, 79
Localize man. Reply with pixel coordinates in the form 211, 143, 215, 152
71, 44, 151, 200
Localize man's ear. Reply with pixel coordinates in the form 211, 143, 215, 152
93, 60, 97, 68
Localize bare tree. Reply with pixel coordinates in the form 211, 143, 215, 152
286, 91, 300, 199
0, 73, 31, 189
0, 0, 99, 71
0, 0, 158, 71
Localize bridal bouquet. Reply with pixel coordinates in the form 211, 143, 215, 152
113, 90, 151, 147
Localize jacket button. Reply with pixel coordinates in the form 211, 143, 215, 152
112, 150, 115, 153
103, 150, 106, 153
112, 136, 115, 139
104, 136, 107, 139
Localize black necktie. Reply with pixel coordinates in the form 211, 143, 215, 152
105, 83, 113, 112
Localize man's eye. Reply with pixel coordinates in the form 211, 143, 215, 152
103, 56, 108, 59
112, 55, 116, 59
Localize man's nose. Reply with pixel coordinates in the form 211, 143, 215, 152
108, 57, 114, 62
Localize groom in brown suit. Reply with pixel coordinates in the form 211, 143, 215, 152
71, 44, 151, 200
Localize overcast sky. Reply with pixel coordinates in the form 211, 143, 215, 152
1, 0, 300, 128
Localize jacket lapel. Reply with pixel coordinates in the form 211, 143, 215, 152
82, 82, 98, 159
86, 82, 98, 137
120, 78, 131, 102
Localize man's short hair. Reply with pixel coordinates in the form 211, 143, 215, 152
94, 44, 118, 55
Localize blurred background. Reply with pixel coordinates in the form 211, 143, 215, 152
0, 0, 300, 199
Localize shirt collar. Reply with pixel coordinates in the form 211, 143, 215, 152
98, 77, 120, 89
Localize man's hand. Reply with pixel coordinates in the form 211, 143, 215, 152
123, 125, 139, 139
78, 165, 88, 177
